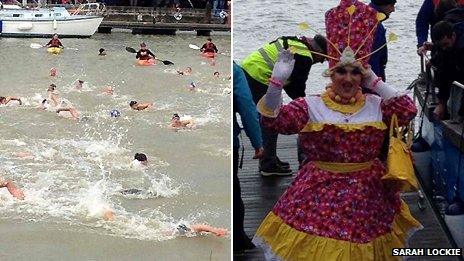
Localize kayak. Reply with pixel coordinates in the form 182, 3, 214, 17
201, 52, 216, 59
47, 47, 62, 54
137, 59, 156, 66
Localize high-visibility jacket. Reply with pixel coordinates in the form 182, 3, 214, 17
241, 36, 313, 99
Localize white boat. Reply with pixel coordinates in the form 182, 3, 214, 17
0, 4, 104, 37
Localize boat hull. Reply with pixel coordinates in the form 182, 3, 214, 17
0, 17, 104, 37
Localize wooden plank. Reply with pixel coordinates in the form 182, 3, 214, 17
234, 134, 459, 260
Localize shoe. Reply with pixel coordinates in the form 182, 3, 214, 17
234, 237, 256, 251
276, 157, 290, 169
260, 165, 292, 176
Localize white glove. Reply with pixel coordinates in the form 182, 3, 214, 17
271, 50, 295, 82
361, 69, 399, 100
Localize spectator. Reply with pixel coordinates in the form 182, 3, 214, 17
240, 34, 327, 175
369, 0, 396, 81
233, 62, 263, 251
431, 20, 464, 119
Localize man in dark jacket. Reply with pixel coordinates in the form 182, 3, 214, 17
240, 35, 327, 176
369, 0, 396, 82
431, 20, 464, 119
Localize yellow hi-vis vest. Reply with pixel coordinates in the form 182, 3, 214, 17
241, 37, 313, 85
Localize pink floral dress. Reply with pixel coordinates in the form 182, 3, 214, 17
253, 93, 422, 261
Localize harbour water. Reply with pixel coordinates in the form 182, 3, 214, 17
0, 32, 230, 260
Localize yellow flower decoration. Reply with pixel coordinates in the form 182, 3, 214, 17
298, 22, 309, 30
388, 32, 398, 42
347, 5, 356, 15
376, 12, 386, 21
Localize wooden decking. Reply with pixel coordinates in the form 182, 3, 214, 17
234, 135, 460, 261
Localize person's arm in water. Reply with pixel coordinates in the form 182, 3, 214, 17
189, 224, 228, 237
5, 96, 22, 105
0, 179, 25, 200
57, 39, 64, 48
56, 107, 79, 120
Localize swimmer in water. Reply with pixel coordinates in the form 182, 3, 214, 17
130, 153, 148, 168
169, 113, 194, 129
50, 67, 57, 77
75, 80, 84, 90
129, 100, 153, 111
47, 84, 60, 107
99, 48, 107, 56
0, 176, 25, 200
187, 82, 196, 92
38, 99, 50, 110
103, 86, 114, 95
56, 105, 80, 121
177, 67, 192, 75
0, 96, 22, 105
213, 71, 220, 78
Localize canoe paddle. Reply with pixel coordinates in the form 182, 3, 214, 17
125, 47, 174, 65
30, 43, 78, 50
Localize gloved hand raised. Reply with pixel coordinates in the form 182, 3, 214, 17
271, 50, 295, 83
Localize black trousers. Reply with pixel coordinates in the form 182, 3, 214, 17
233, 148, 249, 246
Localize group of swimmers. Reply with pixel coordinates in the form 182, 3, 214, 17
0, 33, 229, 238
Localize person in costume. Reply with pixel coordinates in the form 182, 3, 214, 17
252, 0, 422, 260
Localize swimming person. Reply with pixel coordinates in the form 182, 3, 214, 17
187, 82, 196, 91
44, 33, 63, 48
75, 80, 84, 90
129, 100, 153, 111
0, 176, 25, 200
99, 48, 107, 56
47, 84, 60, 107
130, 153, 148, 169
0, 96, 22, 105
136, 42, 156, 61
56, 104, 80, 121
169, 113, 194, 129
177, 67, 192, 75
50, 67, 57, 77
103, 86, 114, 95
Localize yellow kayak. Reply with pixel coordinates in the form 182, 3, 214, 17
47, 47, 62, 54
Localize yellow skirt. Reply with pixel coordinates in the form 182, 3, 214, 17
253, 201, 422, 261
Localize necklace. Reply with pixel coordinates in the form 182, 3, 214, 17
326, 87, 364, 104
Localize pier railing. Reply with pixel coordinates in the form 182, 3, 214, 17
449, 81, 464, 123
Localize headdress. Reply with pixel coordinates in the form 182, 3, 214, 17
325, 0, 383, 71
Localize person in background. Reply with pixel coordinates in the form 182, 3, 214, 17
233, 62, 263, 251
136, 42, 155, 61
75, 80, 84, 90
369, 0, 396, 82
129, 100, 153, 111
200, 37, 218, 53
240, 34, 327, 175
0, 96, 22, 105
45, 34, 63, 48
0, 176, 25, 200
430, 20, 464, 119
177, 67, 192, 75
99, 48, 107, 56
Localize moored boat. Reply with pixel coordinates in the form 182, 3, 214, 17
0, 5, 104, 38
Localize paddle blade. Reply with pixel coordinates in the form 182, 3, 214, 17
162, 60, 174, 65
298, 22, 309, 31
125, 47, 137, 53
30, 43, 43, 49
189, 44, 200, 50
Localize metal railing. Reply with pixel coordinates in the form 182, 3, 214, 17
449, 81, 464, 123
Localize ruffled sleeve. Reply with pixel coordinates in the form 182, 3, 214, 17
381, 95, 417, 127
258, 96, 309, 135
